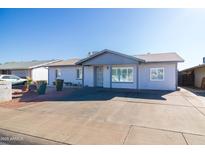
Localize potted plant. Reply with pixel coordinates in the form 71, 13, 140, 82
56, 79, 64, 91
22, 77, 32, 92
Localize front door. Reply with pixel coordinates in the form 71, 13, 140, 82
95, 66, 103, 87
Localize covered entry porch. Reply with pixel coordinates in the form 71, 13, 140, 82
76, 49, 144, 89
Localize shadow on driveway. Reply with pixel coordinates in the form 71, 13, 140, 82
17, 87, 172, 103
182, 86, 205, 97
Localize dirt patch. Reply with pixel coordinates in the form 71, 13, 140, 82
0, 101, 36, 109
15, 87, 80, 102
0, 88, 38, 109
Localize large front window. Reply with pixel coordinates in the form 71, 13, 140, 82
150, 68, 164, 81
112, 67, 133, 82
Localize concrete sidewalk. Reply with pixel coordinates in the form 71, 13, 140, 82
0, 88, 205, 144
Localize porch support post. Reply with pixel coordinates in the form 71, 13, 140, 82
136, 64, 139, 90
82, 65, 84, 87
110, 65, 112, 88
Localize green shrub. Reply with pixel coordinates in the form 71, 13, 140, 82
56, 79, 64, 91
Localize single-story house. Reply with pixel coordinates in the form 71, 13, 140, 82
0, 60, 59, 82
180, 63, 205, 88
48, 49, 184, 91
47, 58, 82, 86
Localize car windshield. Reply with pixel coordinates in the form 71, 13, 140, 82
2, 76, 10, 79
11, 76, 20, 80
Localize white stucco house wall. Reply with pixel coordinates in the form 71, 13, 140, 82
0, 60, 59, 82
48, 49, 184, 91
47, 58, 82, 86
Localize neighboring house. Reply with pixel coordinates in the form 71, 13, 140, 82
180, 62, 205, 88
47, 58, 82, 85
0, 60, 59, 82
48, 49, 184, 91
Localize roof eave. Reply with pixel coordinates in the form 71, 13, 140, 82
48, 64, 77, 67
144, 60, 184, 63
30, 60, 61, 69
181, 64, 205, 72
0, 68, 30, 70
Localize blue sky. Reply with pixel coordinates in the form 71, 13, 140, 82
0, 9, 205, 70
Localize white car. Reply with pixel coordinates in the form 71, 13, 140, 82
0, 75, 27, 85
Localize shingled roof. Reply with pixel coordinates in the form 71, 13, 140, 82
135, 52, 184, 63
76, 49, 145, 65
47, 58, 80, 67
0, 60, 58, 70
180, 63, 205, 72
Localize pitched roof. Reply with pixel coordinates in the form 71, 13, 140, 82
180, 63, 205, 72
135, 52, 184, 63
47, 58, 80, 67
76, 49, 145, 65
0, 60, 58, 70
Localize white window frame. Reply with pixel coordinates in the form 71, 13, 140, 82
112, 67, 134, 83
150, 67, 164, 81
76, 68, 82, 80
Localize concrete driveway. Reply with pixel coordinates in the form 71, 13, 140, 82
0, 87, 205, 144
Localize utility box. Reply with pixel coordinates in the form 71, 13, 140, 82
0, 81, 12, 103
